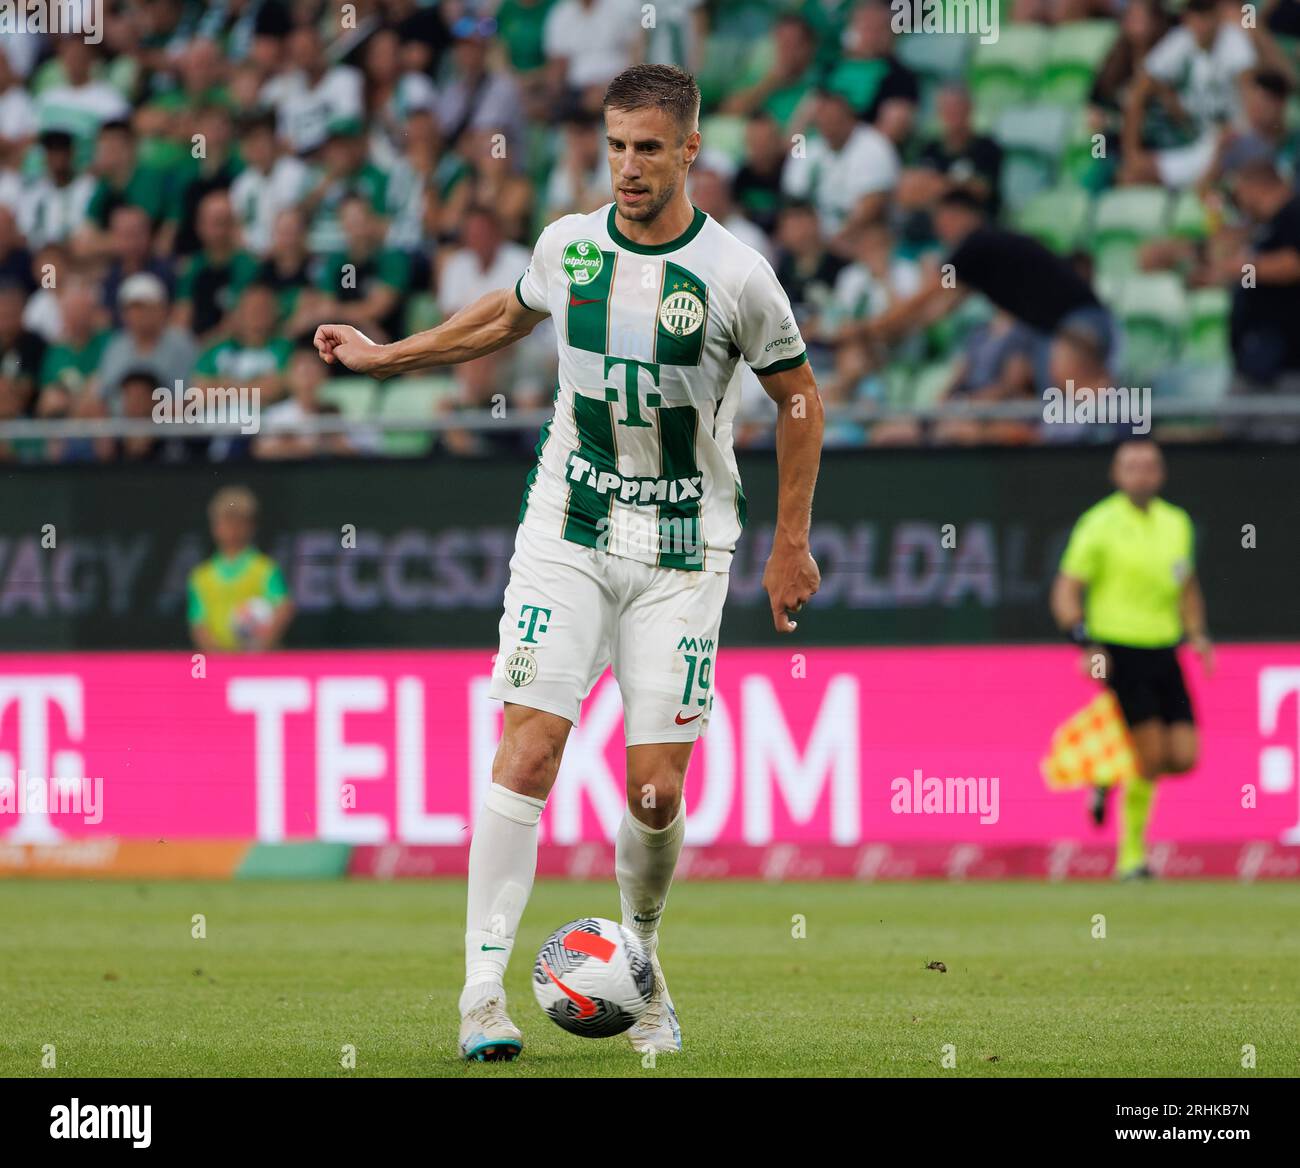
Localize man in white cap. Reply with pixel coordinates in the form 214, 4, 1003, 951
94, 272, 197, 406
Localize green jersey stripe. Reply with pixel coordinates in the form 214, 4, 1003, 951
565, 250, 617, 353
656, 404, 702, 571
562, 392, 617, 548
654, 261, 708, 366
518, 386, 558, 522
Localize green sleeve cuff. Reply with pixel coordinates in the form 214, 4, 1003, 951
752, 350, 808, 376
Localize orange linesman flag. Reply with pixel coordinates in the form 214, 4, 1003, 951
1041, 690, 1139, 791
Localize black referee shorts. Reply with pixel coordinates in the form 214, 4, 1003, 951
1100, 644, 1196, 728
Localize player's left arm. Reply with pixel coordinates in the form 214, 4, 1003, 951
1180, 573, 1213, 676
759, 359, 823, 633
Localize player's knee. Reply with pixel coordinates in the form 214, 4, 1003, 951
493, 733, 565, 800
627, 772, 684, 827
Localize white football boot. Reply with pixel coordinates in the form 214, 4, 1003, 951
458, 992, 523, 1062
627, 950, 682, 1054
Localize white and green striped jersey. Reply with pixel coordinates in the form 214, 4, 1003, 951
514, 203, 806, 573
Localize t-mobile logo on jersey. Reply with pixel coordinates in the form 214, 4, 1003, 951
1258, 667, 1300, 844
0, 676, 88, 843
517, 605, 552, 644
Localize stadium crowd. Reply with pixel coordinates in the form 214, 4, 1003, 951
1, 0, 1299, 462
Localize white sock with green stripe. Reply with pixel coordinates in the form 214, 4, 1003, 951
460, 783, 546, 1014
615, 801, 686, 955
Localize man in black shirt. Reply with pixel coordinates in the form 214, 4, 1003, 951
863, 190, 1117, 397
732, 112, 788, 236
1219, 159, 1300, 396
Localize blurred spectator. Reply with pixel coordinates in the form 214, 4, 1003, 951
33, 37, 130, 164
20, 130, 96, 251
898, 84, 1003, 245
172, 104, 242, 256
0, 204, 34, 292
38, 273, 110, 412
173, 189, 259, 345
96, 272, 197, 406
315, 196, 411, 344
193, 283, 291, 404
437, 204, 530, 317
641, 0, 709, 74
544, 0, 641, 117
188, 485, 294, 653
781, 89, 898, 252
932, 311, 1041, 446
545, 111, 608, 218
259, 207, 322, 336
261, 22, 364, 155
773, 200, 847, 372
0, 50, 35, 170
229, 109, 310, 257
690, 167, 772, 259
436, 14, 526, 157
0, 277, 47, 416
1218, 159, 1300, 400
77, 120, 171, 260
255, 341, 380, 459
1120, 0, 1292, 188
118, 368, 189, 464
865, 190, 1117, 400
362, 26, 438, 170
1204, 68, 1300, 189
721, 13, 819, 131
302, 116, 389, 255
732, 112, 789, 236
101, 205, 175, 329
823, 1, 919, 125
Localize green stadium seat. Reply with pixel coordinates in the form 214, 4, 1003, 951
318, 376, 377, 422
377, 375, 455, 457
1184, 287, 1231, 364
1091, 186, 1170, 277
895, 32, 973, 83
1015, 185, 1093, 253
1039, 21, 1118, 106
969, 25, 1049, 124
912, 359, 960, 409
996, 105, 1072, 210
1170, 189, 1211, 239
405, 292, 441, 336
1115, 272, 1186, 382
699, 113, 748, 168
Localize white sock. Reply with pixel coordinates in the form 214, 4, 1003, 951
460, 783, 546, 1014
615, 801, 686, 955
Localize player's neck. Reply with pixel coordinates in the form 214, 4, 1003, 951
613, 196, 698, 250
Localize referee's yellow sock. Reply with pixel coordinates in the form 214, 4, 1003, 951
1117, 776, 1156, 874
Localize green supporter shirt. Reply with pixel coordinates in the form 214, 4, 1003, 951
187, 548, 288, 651
40, 330, 111, 393
87, 165, 173, 228
1059, 492, 1196, 649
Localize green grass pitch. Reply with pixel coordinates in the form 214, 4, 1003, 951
1, 879, 1296, 1078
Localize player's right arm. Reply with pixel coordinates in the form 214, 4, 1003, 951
314, 287, 548, 379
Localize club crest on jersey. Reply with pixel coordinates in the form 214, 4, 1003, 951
659, 289, 705, 337
562, 240, 604, 286
503, 646, 538, 688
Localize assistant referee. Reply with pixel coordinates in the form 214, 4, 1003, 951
1050, 440, 1214, 879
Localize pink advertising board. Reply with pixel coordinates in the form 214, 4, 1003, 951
1, 646, 1299, 848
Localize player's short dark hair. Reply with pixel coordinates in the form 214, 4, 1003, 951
603, 63, 700, 141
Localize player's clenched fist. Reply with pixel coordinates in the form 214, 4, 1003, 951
762, 543, 820, 633
313, 323, 385, 376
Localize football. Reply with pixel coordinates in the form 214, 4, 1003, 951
533, 918, 655, 1037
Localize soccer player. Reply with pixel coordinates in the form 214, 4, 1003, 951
314, 64, 823, 1059
1050, 440, 1214, 878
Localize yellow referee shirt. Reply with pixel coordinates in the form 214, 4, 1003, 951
1059, 492, 1195, 649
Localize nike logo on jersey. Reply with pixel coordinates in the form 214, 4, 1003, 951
675, 711, 702, 725
569, 293, 601, 307
480, 944, 507, 951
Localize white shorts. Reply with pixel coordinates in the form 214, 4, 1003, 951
1154, 132, 1218, 190
488, 524, 729, 745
